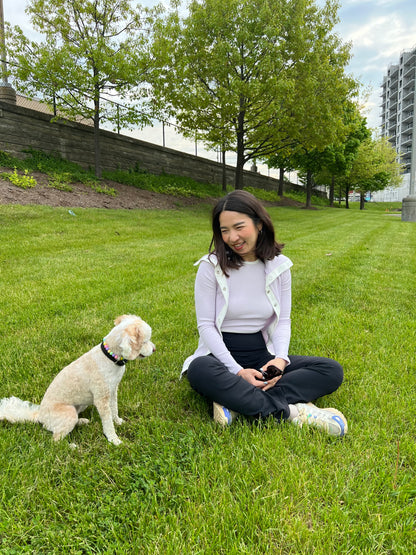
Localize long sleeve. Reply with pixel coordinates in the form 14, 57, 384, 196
269, 268, 291, 362
194, 261, 243, 374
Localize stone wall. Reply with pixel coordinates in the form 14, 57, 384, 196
0, 100, 284, 191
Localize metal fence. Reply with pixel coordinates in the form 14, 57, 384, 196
14, 91, 277, 176
15, 93, 224, 161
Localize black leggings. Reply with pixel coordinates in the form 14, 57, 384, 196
186, 332, 343, 420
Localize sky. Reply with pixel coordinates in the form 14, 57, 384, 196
2, 0, 416, 174
334, 0, 416, 129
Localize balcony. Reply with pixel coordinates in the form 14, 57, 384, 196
390, 94, 397, 110
403, 64, 416, 79
401, 134, 413, 147
401, 111, 414, 124
389, 80, 399, 93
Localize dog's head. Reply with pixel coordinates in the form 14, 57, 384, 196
109, 314, 155, 361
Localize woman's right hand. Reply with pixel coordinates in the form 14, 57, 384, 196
237, 368, 265, 388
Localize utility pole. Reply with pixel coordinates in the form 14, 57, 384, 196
0, 0, 17, 102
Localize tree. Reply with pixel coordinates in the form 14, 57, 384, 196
314, 104, 370, 207
287, 103, 369, 208
267, 151, 295, 197
151, 0, 356, 189
291, 146, 329, 208
340, 135, 403, 209
6, 0, 160, 176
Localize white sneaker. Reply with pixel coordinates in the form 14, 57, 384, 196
306, 402, 349, 435
292, 402, 347, 437
213, 402, 239, 426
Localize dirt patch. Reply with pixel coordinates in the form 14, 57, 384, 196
0, 169, 212, 210
0, 168, 304, 210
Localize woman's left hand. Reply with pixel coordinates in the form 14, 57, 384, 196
260, 374, 282, 391
260, 358, 286, 391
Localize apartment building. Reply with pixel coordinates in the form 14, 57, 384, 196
379, 46, 416, 202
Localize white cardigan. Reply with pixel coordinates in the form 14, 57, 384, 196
181, 253, 293, 377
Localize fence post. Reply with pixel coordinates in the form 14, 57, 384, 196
0, 0, 16, 103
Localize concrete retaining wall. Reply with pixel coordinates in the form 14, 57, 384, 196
0, 100, 284, 191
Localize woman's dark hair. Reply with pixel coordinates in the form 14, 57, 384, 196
209, 190, 284, 275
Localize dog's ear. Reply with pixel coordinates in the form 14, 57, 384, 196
114, 314, 134, 326
125, 322, 144, 348
118, 322, 144, 358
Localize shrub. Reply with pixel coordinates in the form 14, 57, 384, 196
1, 168, 37, 189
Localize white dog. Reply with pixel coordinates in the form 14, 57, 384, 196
0, 315, 155, 445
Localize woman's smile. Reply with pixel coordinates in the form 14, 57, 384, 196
219, 210, 262, 261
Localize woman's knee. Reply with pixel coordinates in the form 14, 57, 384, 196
307, 357, 344, 392
187, 356, 219, 389
326, 359, 344, 389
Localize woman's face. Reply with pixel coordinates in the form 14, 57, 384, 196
219, 210, 262, 262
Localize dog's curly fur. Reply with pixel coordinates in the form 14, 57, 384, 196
0, 315, 155, 445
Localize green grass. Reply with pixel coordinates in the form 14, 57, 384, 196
0, 201, 415, 553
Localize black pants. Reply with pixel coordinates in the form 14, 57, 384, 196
187, 332, 343, 420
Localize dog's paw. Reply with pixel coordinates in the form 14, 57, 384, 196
109, 436, 122, 446
77, 418, 90, 426
114, 417, 124, 426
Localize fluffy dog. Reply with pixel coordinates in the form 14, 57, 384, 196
0, 315, 155, 445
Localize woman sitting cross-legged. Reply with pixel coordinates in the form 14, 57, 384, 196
181, 190, 347, 437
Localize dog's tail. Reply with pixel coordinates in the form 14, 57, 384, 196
0, 396, 40, 423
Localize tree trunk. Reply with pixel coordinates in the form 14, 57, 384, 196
305, 170, 312, 208
278, 167, 284, 196
345, 185, 349, 209
329, 175, 335, 207
235, 153, 244, 189
94, 94, 101, 178
222, 150, 227, 192
234, 104, 245, 189
360, 191, 365, 210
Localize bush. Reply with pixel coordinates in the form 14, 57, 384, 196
103, 167, 223, 198
1, 168, 37, 189
243, 186, 279, 202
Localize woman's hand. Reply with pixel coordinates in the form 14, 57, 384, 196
259, 373, 282, 391
237, 368, 265, 388
238, 359, 286, 390
265, 358, 287, 373
237, 367, 282, 391
259, 359, 286, 391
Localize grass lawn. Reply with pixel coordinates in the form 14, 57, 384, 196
0, 201, 415, 554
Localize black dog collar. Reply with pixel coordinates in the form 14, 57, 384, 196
101, 340, 127, 366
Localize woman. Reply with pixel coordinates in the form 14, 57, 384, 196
182, 190, 347, 436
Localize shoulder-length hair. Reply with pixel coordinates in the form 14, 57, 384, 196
209, 190, 284, 275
